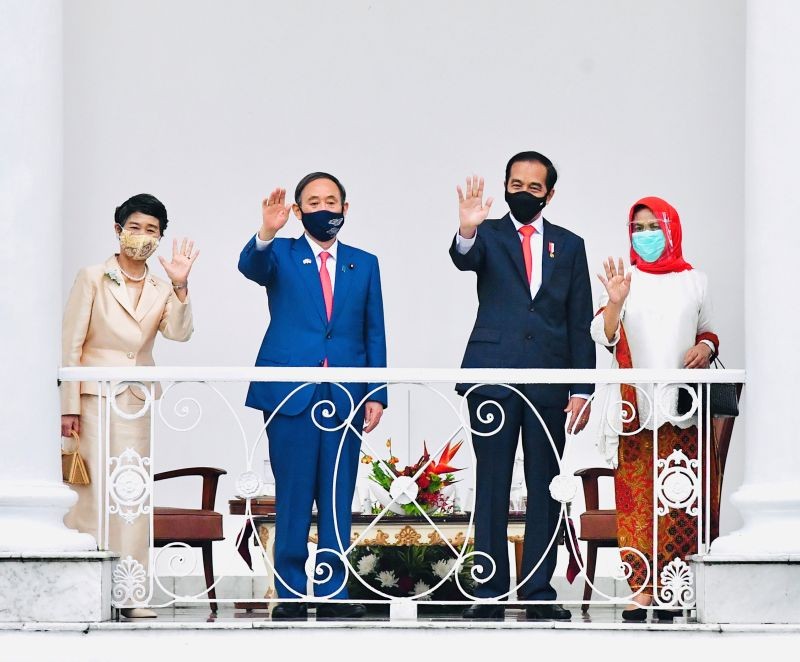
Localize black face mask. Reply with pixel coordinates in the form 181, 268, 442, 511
301, 209, 345, 242
505, 190, 548, 225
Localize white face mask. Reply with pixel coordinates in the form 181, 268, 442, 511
118, 228, 159, 261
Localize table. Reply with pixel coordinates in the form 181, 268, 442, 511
228, 498, 528, 609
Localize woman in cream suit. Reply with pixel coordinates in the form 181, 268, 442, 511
60, 194, 198, 618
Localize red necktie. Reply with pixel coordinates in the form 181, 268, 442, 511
319, 252, 333, 367
518, 225, 536, 285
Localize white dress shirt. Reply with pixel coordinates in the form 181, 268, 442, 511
591, 266, 716, 431
455, 214, 544, 299
254, 232, 338, 289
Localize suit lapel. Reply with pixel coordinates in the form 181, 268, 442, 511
135, 276, 160, 322
494, 216, 531, 295
290, 236, 328, 325
330, 243, 354, 327
534, 219, 559, 304
103, 257, 138, 321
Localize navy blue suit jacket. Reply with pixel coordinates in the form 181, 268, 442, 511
449, 215, 595, 405
238, 235, 388, 417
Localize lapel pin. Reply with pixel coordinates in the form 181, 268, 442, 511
548, 241, 555, 258
349, 263, 355, 270
303, 258, 312, 265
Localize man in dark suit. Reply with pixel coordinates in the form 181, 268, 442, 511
450, 152, 594, 620
239, 173, 387, 620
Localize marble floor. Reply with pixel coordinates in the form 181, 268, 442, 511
81, 605, 772, 631
3, 607, 798, 662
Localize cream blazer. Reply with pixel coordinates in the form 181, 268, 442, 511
60, 255, 194, 415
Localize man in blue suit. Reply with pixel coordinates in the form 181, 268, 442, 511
450, 152, 595, 620
238, 172, 387, 620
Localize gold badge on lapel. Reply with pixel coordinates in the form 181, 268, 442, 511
548, 241, 555, 258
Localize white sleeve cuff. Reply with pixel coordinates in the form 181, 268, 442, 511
454, 230, 476, 254
700, 339, 716, 354
590, 312, 620, 347
254, 233, 273, 250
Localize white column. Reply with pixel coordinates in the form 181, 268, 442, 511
0, 0, 94, 552
711, 0, 800, 554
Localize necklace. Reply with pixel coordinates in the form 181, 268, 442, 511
119, 264, 148, 282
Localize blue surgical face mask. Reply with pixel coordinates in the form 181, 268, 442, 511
301, 209, 345, 242
631, 229, 666, 263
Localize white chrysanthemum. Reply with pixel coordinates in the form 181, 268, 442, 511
357, 554, 378, 576
377, 570, 399, 588
431, 558, 456, 579
413, 580, 432, 598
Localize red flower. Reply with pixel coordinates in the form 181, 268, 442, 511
417, 473, 431, 489
417, 491, 435, 504
425, 439, 464, 475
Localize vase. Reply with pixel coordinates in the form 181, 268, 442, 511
368, 483, 440, 516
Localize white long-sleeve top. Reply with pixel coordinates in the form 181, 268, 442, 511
590, 266, 715, 435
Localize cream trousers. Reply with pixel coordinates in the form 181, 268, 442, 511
64, 390, 151, 571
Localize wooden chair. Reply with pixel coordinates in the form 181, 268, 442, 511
153, 467, 227, 612
575, 385, 743, 612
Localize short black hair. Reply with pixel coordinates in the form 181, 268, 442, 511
294, 172, 347, 205
114, 194, 169, 235
504, 151, 558, 192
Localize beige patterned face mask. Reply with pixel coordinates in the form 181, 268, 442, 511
118, 228, 159, 260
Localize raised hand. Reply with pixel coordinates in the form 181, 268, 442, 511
259, 187, 292, 241
597, 257, 632, 306
158, 237, 199, 286
457, 175, 494, 239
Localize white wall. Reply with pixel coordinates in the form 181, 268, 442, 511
62, 0, 746, 580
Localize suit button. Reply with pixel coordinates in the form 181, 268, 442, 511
525, 334, 533, 340
326, 333, 332, 340
127, 352, 135, 359
529, 305, 535, 312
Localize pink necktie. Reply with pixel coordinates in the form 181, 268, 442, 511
319, 252, 333, 367
319, 252, 333, 320
518, 225, 536, 284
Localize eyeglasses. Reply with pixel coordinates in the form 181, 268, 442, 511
628, 214, 674, 250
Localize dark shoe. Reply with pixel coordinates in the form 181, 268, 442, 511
271, 602, 308, 620
655, 609, 681, 621
621, 607, 647, 622
462, 603, 506, 619
525, 604, 572, 620
316, 603, 366, 620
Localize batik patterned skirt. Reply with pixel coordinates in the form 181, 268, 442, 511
615, 422, 720, 595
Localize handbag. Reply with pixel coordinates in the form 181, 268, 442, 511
707, 358, 740, 418
677, 357, 739, 418
61, 430, 90, 485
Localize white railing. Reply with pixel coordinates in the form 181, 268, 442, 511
58, 366, 745, 618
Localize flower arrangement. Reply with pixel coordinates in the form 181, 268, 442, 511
362, 438, 464, 517
348, 543, 474, 602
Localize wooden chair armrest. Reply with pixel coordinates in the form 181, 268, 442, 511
154, 467, 228, 511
